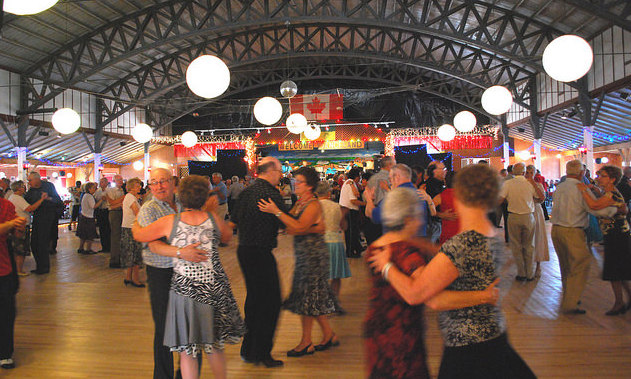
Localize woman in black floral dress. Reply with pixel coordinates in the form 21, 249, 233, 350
370, 165, 534, 379
258, 167, 340, 357
578, 165, 631, 315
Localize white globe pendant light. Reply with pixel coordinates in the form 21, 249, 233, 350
542, 35, 593, 82
131, 123, 153, 144
286, 113, 307, 134
253, 97, 283, 125
481, 86, 513, 115
303, 125, 322, 141
280, 80, 298, 98
132, 161, 144, 171
52, 108, 81, 134
453, 111, 477, 133
181, 131, 198, 148
3, 0, 58, 15
437, 124, 456, 142
186, 55, 230, 99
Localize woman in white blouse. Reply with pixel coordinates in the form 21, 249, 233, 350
76, 182, 104, 254
8, 180, 47, 276
121, 178, 145, 287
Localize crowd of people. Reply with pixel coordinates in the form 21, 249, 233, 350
0, 157, 629, 377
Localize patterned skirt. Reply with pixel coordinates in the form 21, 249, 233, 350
283, 233, 339, 316
163, 273, 245, 357
120, 227, 143, 267
8, 226, 31, 257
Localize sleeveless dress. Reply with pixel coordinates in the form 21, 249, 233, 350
163, 213, 245, 357
364, 241, 430, 379
599, 190, 631, 281
282, 199, 339, 316
319, 199, 351, 279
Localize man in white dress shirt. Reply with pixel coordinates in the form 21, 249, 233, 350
551, 159, 617, 314
499, 162, 545, 281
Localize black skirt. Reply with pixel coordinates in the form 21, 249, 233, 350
602, 228, 631, 281
76, 214, 98, 240
438, 333, 536, 379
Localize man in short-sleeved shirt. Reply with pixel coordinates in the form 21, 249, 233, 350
499, 163, 544, 281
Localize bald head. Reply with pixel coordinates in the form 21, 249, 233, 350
149, 168, 176, 202
257, 157, 282, 186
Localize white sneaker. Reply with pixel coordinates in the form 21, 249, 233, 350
0, 358, 15, 369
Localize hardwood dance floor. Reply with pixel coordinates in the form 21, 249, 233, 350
5, 223, 631, 378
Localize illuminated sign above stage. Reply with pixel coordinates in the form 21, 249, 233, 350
278, 139, 365, 151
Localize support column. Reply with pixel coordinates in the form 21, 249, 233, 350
143, 142, 150, 184
533, 139, 542, 171
583, 126, 594, 174
501, 116, 509, 169
16, 147, 27, 181
94, 153, 101, 181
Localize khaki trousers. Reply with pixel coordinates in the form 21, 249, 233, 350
217, 202, 228, 222
508, 213, 536, 278
551, 225, 592, 311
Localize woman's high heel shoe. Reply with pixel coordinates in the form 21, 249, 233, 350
130, 281, 146, 288
605, 306, 627, 316
287, 344, 314, 357
314, 334, 340, 351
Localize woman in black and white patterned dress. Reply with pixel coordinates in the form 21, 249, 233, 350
258, 167, 340, 357
133, 175, 245, 379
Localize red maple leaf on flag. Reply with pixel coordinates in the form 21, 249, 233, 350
307, 96, 326, 116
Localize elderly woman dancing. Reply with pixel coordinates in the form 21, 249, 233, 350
258, 167, 340, 357
133, 175, 245, 379
365, 186, 500, 379
370, 164, 535, 379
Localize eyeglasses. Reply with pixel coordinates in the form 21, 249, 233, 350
149, 178, 171, 187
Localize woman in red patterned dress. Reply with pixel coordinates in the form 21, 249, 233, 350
364, 187, 499, 379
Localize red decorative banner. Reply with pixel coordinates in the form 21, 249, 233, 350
174, 142, 246, 158
393, 135, 492, 150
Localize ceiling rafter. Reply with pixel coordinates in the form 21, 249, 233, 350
20, 0, 567, 113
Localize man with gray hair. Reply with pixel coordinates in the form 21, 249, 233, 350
499, 162, 545, 281
24, 172, 62, 274
551, 159, 617, 314
364, 156, 395, 243
365, 163, 435, 238
227, 175, 244, 217
210, 172, 228, 223
0, 179, 12, 199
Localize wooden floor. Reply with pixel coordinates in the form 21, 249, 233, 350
5, 223, 631, 378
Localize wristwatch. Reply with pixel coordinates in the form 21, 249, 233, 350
176, 249, 182, 259
275, 211, 282, 217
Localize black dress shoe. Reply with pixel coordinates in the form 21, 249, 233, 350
314, 335, 340, 351
260, 357, 284, 367
287, 344, 314, 357
240, 355, 257, 364
605, 307, 626, 316
109, 262, 122, 268
30, 269, 49, 275
564, 308, 586, 315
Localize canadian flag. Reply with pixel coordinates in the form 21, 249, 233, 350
289, 94, 343, 121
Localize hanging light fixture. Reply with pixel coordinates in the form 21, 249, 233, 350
453, 111, 477, 132
303, 125, 322, 140
51, 108, 81, 134
132, 161, 144, 171
253, 97, 283, 125
481, 86, 513, 115
131, 123, 153, 144
3, 0, 58, 15
286, 113, 307, 134
280, 80, 298, 98
186, 55, 231, 99
181, 131, 198, 148
542, 35, 593, 82
518, 150, 532, 161
437, 124, 456, 142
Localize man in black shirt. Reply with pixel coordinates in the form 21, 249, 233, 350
23, 172, 62, 274
231, 157, 286, 368
425, 161, 447, 243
